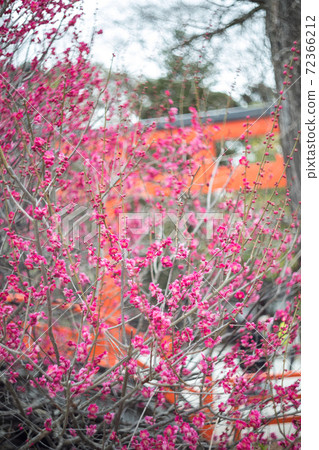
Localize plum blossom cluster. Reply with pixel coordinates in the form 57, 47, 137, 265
0, 2, 300, 448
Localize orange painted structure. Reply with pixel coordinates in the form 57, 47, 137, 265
141, 104, 285, 193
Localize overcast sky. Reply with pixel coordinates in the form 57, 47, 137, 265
80, 0, 275, 102
80, 0, 162, 76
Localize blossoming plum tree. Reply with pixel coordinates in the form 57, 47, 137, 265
0, 1, 300, 449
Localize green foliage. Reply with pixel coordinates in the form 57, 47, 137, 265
134, 52, 238, 118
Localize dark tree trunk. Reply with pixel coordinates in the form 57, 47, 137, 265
264, 0, 301, 213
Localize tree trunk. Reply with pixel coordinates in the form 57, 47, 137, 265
264, 0, 301, 213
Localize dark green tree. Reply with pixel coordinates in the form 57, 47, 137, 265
134, 53, 238, 119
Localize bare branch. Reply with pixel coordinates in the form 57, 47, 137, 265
174, 4, 264, 49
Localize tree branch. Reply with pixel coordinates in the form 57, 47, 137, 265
174, 4, 264, 49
